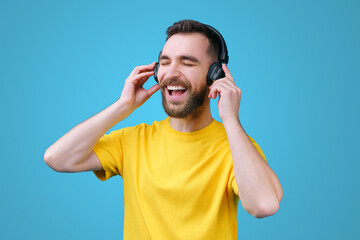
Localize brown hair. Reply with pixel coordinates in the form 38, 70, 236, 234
165, 19, 221, 62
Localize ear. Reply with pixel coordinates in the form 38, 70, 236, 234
206, 62, 225, 86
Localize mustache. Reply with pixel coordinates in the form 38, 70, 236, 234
159, 78, 191, 89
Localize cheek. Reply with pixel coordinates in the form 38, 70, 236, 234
157, 67, 165, 82
187, 69, 208, 88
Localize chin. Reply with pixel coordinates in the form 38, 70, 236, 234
162, 97, 206, 119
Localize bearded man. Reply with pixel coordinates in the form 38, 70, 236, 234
44, 19, 283, 240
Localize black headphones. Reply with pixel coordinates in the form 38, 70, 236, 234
154, 24, 229, 86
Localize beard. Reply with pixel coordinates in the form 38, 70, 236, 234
160, 80, 207, 118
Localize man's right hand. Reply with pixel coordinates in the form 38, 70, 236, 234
118, 62, 160, 112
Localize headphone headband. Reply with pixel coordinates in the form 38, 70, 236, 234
204, 24, 229, 64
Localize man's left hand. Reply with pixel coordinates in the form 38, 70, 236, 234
208, 64, 242, 123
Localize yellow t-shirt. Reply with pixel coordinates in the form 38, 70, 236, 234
93, 117, 266, 240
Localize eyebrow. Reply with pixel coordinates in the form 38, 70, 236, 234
159, 54, 199, 63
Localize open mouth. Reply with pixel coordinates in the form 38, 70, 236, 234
166, 85, 188, 98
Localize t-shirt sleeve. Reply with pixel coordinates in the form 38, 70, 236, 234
231, 135, 267, 196
92, 130, 123, 181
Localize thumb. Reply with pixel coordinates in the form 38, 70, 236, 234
146, 84, 160, 98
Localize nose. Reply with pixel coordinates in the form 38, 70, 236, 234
160, 62, 181, 82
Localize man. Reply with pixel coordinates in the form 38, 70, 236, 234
44, 20, 283, 239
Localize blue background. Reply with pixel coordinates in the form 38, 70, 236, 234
1, 0, 359, 239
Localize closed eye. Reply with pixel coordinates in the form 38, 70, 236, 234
160, 61, 170, 66
183, 63, 194, 66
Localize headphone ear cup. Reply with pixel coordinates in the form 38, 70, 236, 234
206, 62, 225, 86
154, 62, 159, 83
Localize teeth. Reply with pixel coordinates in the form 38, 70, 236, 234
167, 85, 186, 91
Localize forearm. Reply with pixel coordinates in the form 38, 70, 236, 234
223, 118, 282, 218
44, 99, 131, 171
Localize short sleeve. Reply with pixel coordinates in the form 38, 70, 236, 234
231, 135, 267, 196
92, 130, 123, 181
248, 135, 267, 163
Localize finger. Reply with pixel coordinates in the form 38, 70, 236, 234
146, 84, 160, 98
130, 62, 156, 76
208, 82, 233, 99
209, 83, 223, 99
209, 82, 232, 95
131, 71, 154, 85
208, 87, 218, 99
137, 78, 151, 88
209, 77, 236, 90
222, 64, 234, 81
221, 79, 236, 89
136, 72, 155, 87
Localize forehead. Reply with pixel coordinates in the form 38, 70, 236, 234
161, 33, 210, 61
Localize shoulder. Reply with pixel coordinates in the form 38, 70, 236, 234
211, 120, 228, 138
120, 119, 167, 136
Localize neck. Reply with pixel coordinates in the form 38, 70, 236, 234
169, 102, 213, 132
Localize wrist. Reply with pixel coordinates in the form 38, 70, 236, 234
114, 99, 134, 120
222, 116, 240, 126
222, 117, 245, 133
